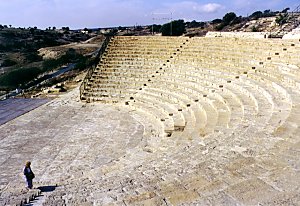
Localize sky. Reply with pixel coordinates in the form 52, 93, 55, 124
0, 0, 299, 29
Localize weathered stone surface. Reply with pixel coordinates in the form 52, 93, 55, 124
225, 178, 279, 205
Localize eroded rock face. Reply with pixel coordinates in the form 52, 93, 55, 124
38, 47, 63, 59
38, 35, 105, 60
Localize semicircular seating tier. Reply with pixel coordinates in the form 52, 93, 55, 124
82, 36, 300, 140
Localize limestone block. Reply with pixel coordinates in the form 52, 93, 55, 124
225, 178, 279, 205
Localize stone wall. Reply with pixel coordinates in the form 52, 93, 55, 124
205, 31, 269, 39
283, 27, 300, 39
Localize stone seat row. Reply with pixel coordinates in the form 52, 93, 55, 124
85, 69, 274, 137
89, 60, 296, 137
101, 57, 171, 64
178, 45, 300, 65
93, 60, 296, 107
170, 63, 293, 112
195, 37, 300, 48
103, 52, 175, 58
83, 36, 300, 136
91, 62, 286, 112
156, 65, 294, 135
185, 45, 300, 58
111, 36, 189, 43
99, 59, 164, 67
85, 72, 231, 135
109, 43, 185, 48
126, 68, 274, 136
91, 68, 158, 80
172, 55, 299, 77
107, 46, 181, 51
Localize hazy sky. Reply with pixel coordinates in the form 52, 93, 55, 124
0, 0, 299, 29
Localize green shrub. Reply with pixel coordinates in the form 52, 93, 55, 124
25, 52, 43, 63
251, 26, 259, 32
2, 59, 17, 67
276, 13, 288, 25
0, 67, 41, 88
215, 22, 226, 31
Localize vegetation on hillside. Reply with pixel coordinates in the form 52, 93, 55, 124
0, 48, 93, 89
0, 27, 92, 90
134, 7, 296, 36
161, 20, 186, 36
0, 67, 41, 88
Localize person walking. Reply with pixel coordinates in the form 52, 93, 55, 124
23, 161, 35, 189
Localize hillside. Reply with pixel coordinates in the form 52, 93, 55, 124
117, 10, 300, 37
0, 27, 98, 96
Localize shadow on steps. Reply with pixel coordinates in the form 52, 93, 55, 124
37, 185, 57, 193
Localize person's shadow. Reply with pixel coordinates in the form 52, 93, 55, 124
37, 185, 57, 192
24, 185, 57, 206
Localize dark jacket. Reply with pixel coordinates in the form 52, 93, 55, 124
24, 167, 35, 180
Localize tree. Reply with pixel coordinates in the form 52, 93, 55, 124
262, 9, 277, 17
230, 16, 242, 25
62, 26, 70, 34
186, 20, 206, 28
212, 19, 222, 24
214, 12, 238, 31
223, 12, 237, 24
249, 11, 263, 20
62, 27, 70, 31
118, 26, 125, 31
282, 8, 290, 13
161, 19, 185, 36
135, 26, 143, 31
29, 28, 35, 34
149, 24, 161, 33
187, 20, 200, 28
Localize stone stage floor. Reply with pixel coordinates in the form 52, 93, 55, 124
0, 98, 50, 126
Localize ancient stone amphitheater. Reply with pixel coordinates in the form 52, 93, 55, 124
1, 35, 300, 205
